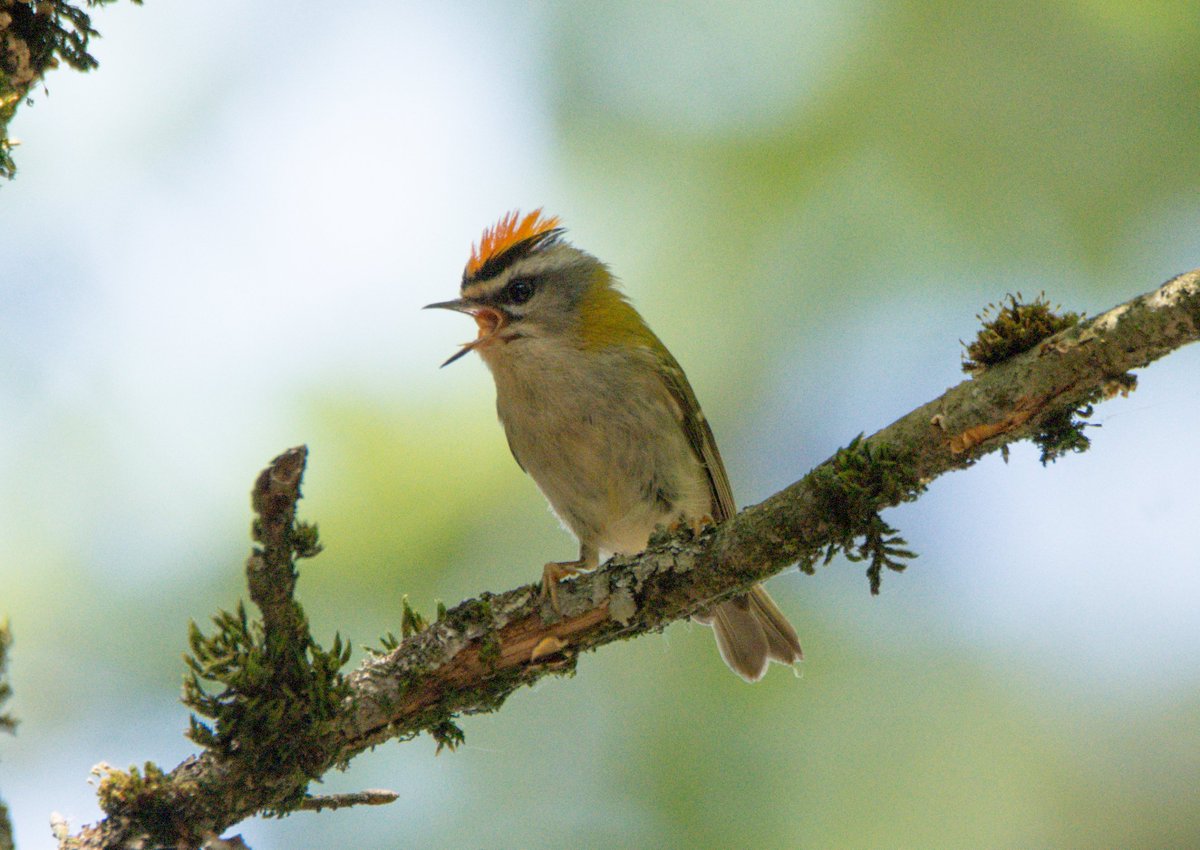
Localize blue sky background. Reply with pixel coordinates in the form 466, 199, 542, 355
2, 2, 1199, 847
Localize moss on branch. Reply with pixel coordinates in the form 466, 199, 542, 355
807, 436, 923, 593
962, 292, 1081, 372
61, 269, 1200, 849
0, 0, 140, 178
0, 622, 14, 850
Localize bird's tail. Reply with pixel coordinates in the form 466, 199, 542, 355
701, 584, 802, 682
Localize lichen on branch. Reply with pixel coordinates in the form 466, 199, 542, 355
61, 268, 1200, 849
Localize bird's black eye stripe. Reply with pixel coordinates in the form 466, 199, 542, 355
505, 276, 537, 305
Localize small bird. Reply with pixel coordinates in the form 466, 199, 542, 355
426, 210, 802, 681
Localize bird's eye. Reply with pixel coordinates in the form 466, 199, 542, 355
506, 276, 537, 305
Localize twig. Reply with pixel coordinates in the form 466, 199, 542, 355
246, 445, 307, 641
298, 790, 400, 813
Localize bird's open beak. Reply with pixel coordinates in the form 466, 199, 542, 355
424, 299, 508, 367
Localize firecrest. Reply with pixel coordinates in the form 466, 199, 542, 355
426, 210, 801, 681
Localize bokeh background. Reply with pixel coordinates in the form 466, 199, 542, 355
3, 2, 1199, 848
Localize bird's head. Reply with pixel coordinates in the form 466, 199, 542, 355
426, 210, 648, 366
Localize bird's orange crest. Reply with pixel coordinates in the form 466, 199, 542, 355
466, 209, 562, 279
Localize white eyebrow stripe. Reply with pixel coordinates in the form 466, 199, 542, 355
462, 276, 510, 301
460, 245, 577, 299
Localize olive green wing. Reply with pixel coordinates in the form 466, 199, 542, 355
656, 346, 738, 524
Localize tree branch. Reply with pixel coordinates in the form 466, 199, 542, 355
297, 790, 399, 813
64, 270, 1200, 848
246, 445, 310, 645
0, 621, 14, 850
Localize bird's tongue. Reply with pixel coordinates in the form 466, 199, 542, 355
473, 307, 503, 340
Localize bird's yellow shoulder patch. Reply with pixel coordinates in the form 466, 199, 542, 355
578, 269, 659, 351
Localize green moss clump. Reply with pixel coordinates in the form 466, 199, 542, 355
372, 630, 401, 655
963, 293, 1080, 372
477, 631, 501, 670
0, 622, 14, 735
0, 0, 139, 178
1032, 405, 1095, 464
95, 762, 197, 847
182, 601, 352, 814
808, 435, 924, 594
290, 521, 323, 559
1030, 373, 1135, 465
0, 622, 13, 850
400, 596, 429, 638
450, 595, 495, 630
429, 716, 465, 753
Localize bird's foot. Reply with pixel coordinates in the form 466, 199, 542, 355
541, 559, 589, 612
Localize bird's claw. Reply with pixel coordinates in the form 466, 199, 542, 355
541, 560, 586, 612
